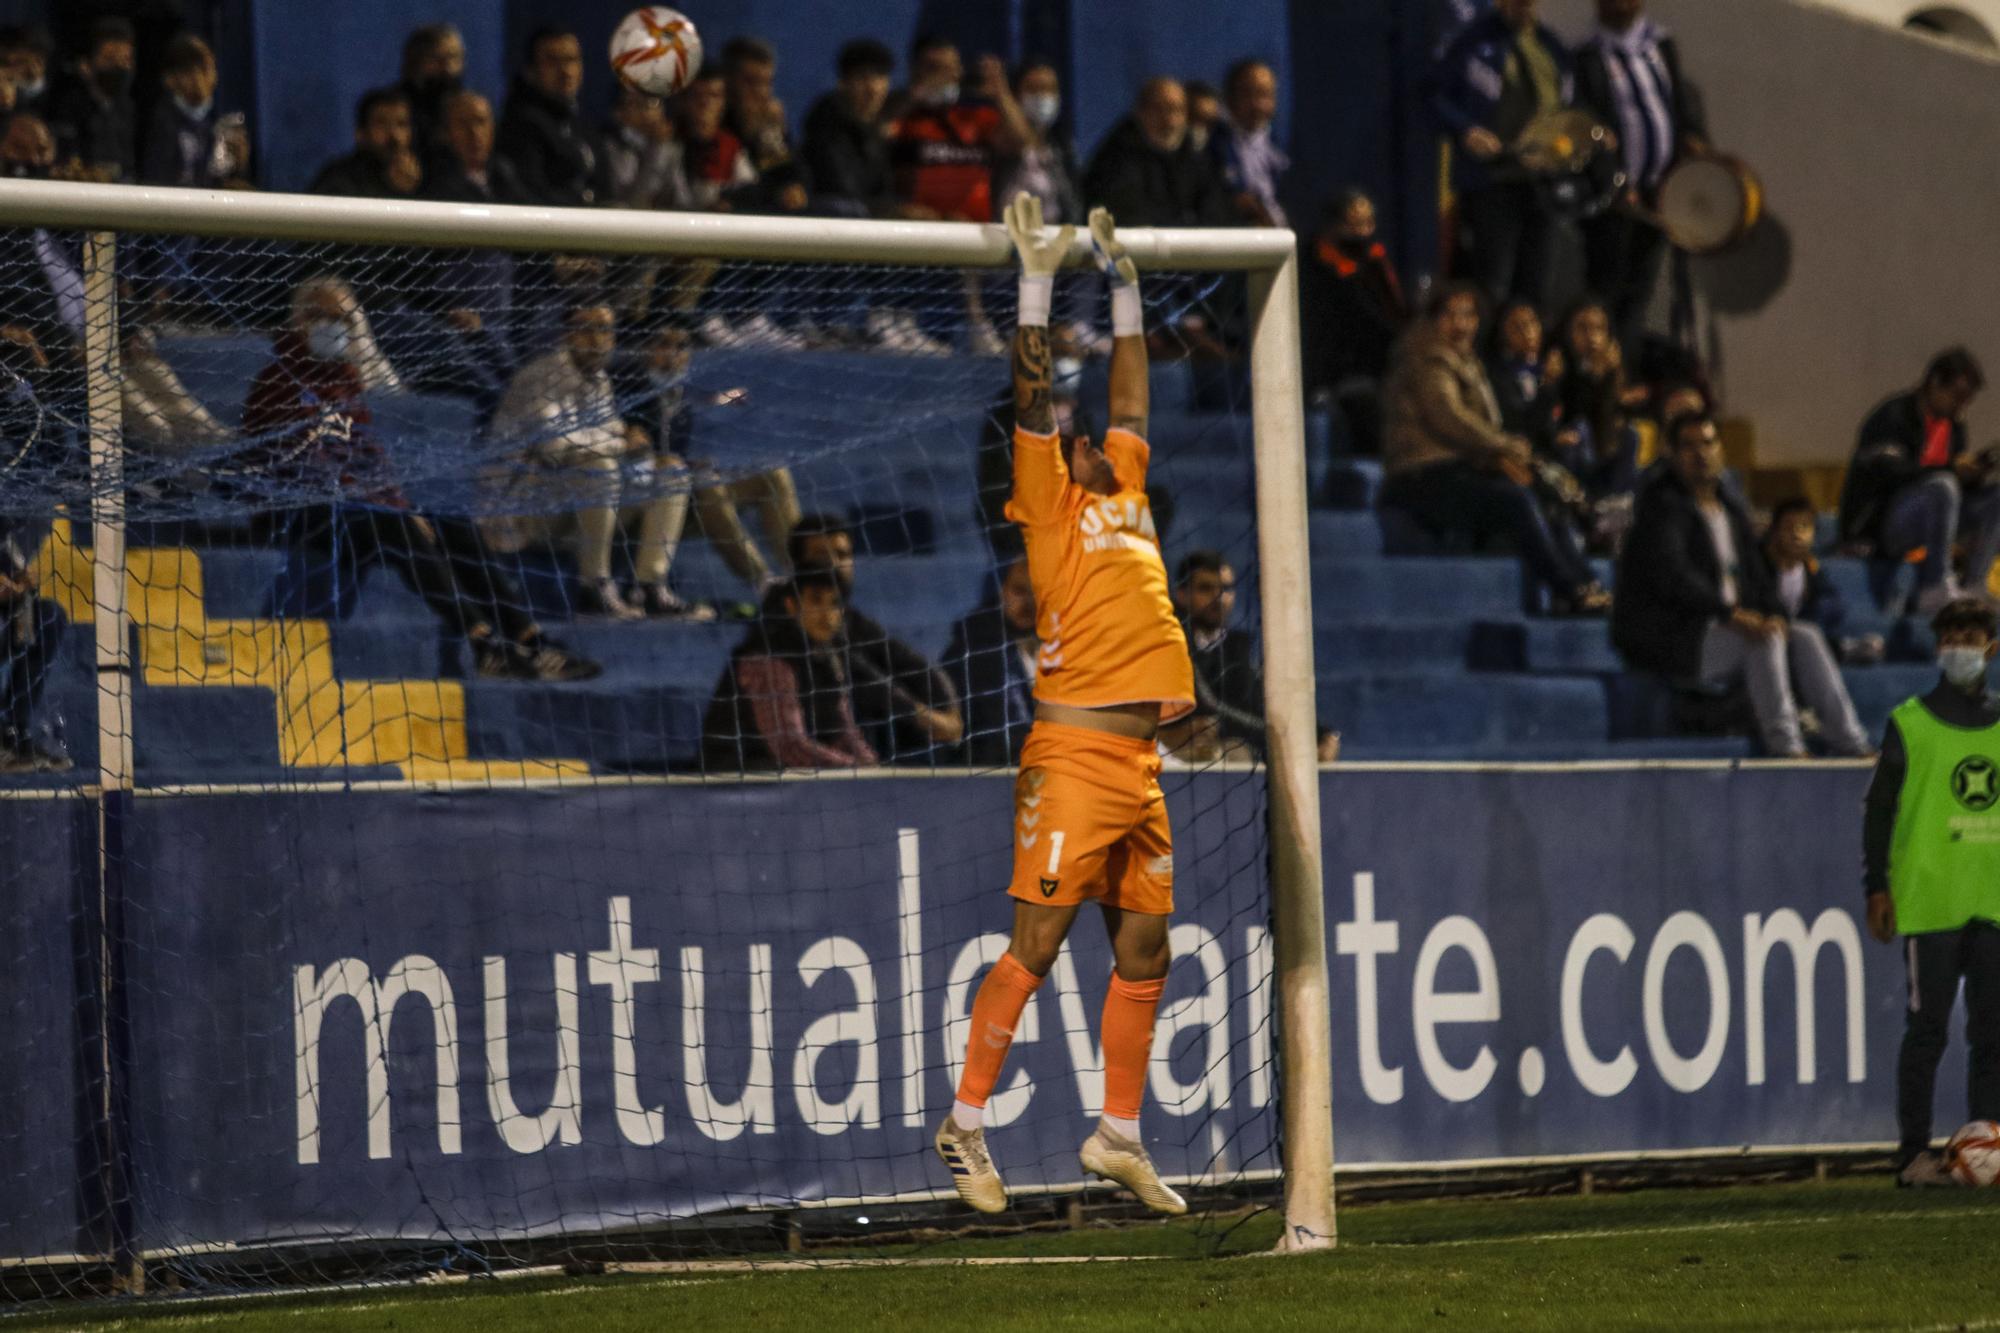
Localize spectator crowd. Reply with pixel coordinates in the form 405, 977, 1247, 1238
0, 1, 1984, 769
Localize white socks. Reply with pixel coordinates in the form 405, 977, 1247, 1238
1099, 1113, 1141, 1141
953, 1101, 1140, 1140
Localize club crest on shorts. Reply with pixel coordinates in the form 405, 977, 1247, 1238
1038, 876, 1059, 898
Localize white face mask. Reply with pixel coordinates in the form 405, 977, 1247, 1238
172, 94, 212, 120
1021, 93, 1060, 130
16, 76, 43, 101
918, 82, 959, 107
1941, 646, 1990, 688
306, 322, 351, 362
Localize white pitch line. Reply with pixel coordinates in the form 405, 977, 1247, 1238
1358, 1207, 1989, 1251
605, 1254, 1164, 1275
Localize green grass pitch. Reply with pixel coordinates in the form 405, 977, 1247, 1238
15, 1179, 2000, 1331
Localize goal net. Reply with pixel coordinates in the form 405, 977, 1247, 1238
0, 183, 1326, 1301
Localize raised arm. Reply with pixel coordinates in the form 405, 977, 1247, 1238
1092, 208, 1148, 437
1004, 192, 1074, 436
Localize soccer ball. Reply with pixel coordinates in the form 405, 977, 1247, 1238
1945, 1119, 2000, 1186
610, 7, 703, 98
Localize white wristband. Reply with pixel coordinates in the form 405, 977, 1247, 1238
1110, 283, 1143, 338
1018, 275, 1053, 328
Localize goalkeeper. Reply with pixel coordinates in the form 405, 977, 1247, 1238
934, 194, 1194, 1217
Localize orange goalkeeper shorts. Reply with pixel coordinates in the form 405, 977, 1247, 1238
1007, 721, 1173, 916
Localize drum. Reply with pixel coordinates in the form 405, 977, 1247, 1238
1511, 109, 1627, 222
1656, 152, 1763, 255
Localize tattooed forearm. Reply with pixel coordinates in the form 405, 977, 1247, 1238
1013, 325, 1055, 434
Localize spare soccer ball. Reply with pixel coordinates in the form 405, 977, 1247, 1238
1945, 1119, 2000, 1186
610, 7, 703, 98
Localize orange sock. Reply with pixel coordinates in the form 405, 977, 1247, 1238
954, 952, 1044, 1110
1100, 972, 1165, 1121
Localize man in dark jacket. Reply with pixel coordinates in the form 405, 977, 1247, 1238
1764, 496, 1884, 664
942, 553, 1039, 767
496, 26, 608, 208
702, 572, 879, 773
1430, 0, 1572, 311
1614, 412, 1869, 757
790, 514, 963, 763
310, 89, 421, 200
801, 39, 904, 219
1573, 0, 1708, 345
1082, 77, 1233, 229
1838, 348, 1997, 616
47, 16, 136, 181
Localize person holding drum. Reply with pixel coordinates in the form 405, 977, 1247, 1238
1574, 0, 1709, 347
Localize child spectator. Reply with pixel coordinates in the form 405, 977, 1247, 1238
1486, 298, 1562, 451
1554, 297, 1642, 503
720, 35, 792, 172
1763, 496, 1885, 665
702, 571, 879, 772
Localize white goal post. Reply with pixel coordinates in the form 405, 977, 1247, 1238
0, 177, 1335, 1253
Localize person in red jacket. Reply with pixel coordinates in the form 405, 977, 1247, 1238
242, 276, 599, 682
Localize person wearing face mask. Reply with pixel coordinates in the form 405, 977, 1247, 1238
887, 35, 1027, 226
1862, 595, 2000, 1187
1303, 187, 1408, 450
140, 34, 250, 190
399, 23, 466, 175
47, 16, 137, 182
0, 26, 53, 123
245, 277, 600, 683
995, 60, 1080, 230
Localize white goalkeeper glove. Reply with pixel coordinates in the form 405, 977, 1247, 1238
1005, 191, 1073, 327
1088, 207, 1143, 337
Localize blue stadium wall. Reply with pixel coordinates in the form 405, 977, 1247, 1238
5, 0, 1447, 283
0, 765, 1933, 1261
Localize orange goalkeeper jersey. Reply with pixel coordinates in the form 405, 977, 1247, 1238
1005, 425, 1195, 723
